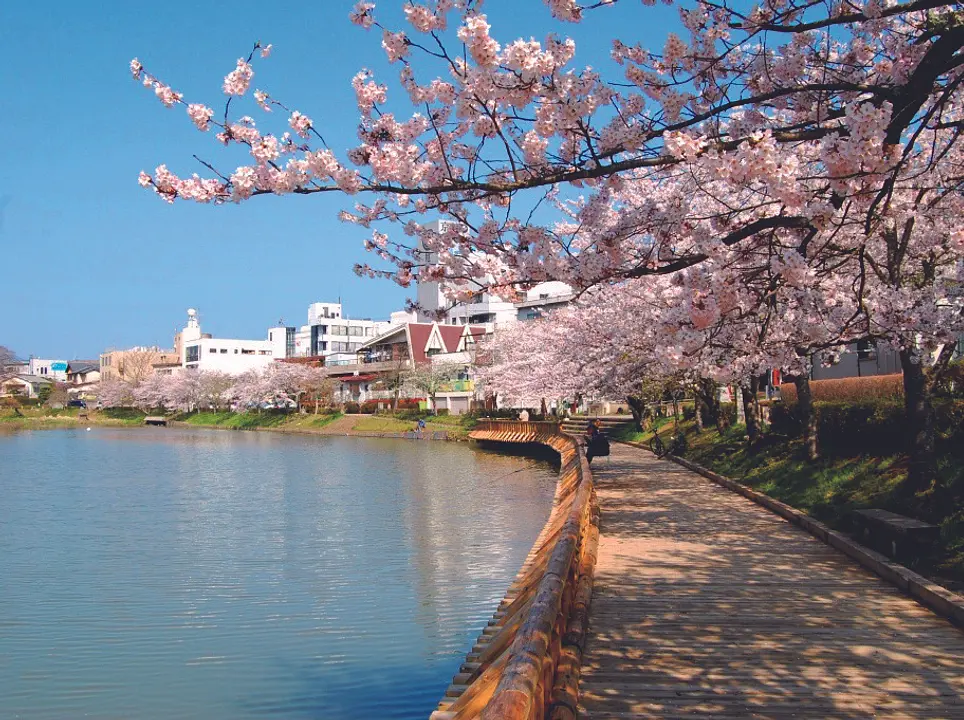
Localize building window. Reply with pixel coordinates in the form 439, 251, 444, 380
220, 349, 228, 354
241, 349, 255, 355
186, 345, 200, 363
258, 350, 272, 355
209, 348, 217, 353
234, 349, 239, 354
332, 326, 348, 336
349, 326, 365, 337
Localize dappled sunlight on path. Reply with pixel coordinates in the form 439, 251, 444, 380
579, 444, 964, 719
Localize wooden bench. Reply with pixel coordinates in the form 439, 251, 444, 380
144, 416, 168, 427
852, 508, 940, 561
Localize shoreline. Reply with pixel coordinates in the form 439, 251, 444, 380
1, 411, 469, 442
167, 419, 466, 441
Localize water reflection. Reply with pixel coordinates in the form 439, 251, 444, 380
0, 427, 556, 719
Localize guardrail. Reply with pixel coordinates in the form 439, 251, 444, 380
431, 420, 598, 720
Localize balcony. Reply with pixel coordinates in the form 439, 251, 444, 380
326, 358, 411, 376
438, 379, 475, 393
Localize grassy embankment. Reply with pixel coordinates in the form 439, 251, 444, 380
2, 405, 478, 438
176, 410, 344, 431
610, 417, 964, 585
176, 409, 474, 438
0, 407, 149, 428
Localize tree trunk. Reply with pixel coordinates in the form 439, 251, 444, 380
626, 395, 645, 431
693, 378, 720, 434
900, 349, 937, 495
793, 374, 819, 461
742, 378, 761, 449
694, 397, 704, 432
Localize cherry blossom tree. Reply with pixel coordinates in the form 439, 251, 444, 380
132, 373, 170, 411
133, 0, 964, 491
406, 360, 463, 412
95, 378, 137, 408
295, 365, 336, 413
198, 370, 235, 410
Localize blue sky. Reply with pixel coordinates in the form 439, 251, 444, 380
0, 1, 675, 360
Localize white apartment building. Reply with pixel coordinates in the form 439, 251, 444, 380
179, 309, 291, 374
288, 301, 397, 358
27, 358, 69, 381
416, 220, 575, 326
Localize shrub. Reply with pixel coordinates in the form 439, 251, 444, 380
814, 400, 906, 455
466, 408, 523, 420
718, 402, 737, 428
779, 374, 903, 404
394, 408, 427, 421
360, 399, 387, 413
769, 402, 799, 436
435, 408, 449, 416
343, 402, 361, 414
101, 407, 145, 421
772, 398, 964, 458
935, 399, 964, 452
395, 398, 425, 410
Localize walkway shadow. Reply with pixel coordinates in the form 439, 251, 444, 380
579, 445, 964, 719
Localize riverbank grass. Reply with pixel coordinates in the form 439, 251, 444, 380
177, 410, 344, 431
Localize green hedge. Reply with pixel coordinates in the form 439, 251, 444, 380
770, 399, 964, 456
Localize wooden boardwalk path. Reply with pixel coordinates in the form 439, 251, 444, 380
579, 443, 964, 719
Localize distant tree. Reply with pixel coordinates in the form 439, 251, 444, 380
95, 378, 137, 408
167, 371, 206, 413
36, 383, 54, 405
298, 367, 335, 413
116, 349, 167, 384
406, 361, 461, 414
0, 345, 16, 379
132, 374, 171, 412
45, 382, 69, 408
198, 370, 235, 410
381, 353, 410, 411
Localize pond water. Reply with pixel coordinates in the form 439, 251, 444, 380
0, 427, 557, 719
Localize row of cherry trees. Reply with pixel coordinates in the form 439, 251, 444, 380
96, 364, 334, 414
134, 0, 964, 491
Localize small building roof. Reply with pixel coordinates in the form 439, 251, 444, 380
67, 362, 99, 375
341, 373, 379, 383
6, 374, 55, 385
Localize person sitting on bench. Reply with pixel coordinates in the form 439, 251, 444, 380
585, 421, 610, 464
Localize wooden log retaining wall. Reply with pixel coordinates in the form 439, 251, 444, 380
430, 420, 598, 720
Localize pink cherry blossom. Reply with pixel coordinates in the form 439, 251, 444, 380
223, 59, 254, 96
349, 1, 375, 28
254, 89, 271, 111
187, 103, 214, 131
288, 111, 312, 138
